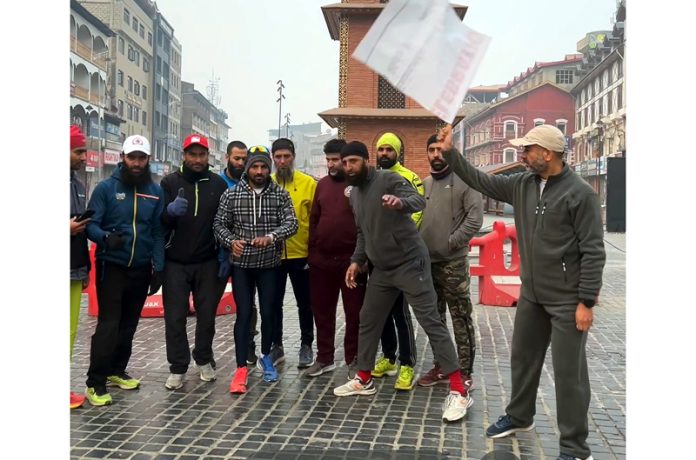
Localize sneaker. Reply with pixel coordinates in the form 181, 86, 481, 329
269, 345, 285, 366
246, 353, 258, 367
305, 361, 336, 377
70, 391, 85, 410
557, 455, 594, 460
257, 354, 278, 382
442, 391, 474, 422
462, 374, 475, 392
371, 356, 398, 378
418, 365, 447, 387
165, 373, 184, 390
85, 386, 112, 406
485, 414, 535, 438
298, 344, 314, 369
106, 373, 140, 390
333, 376, 377, 397
346, 358, 358, 380
197, 363, 216, 382
394, 365, 415, 390
229, 367, 249, 394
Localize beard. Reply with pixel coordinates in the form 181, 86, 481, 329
227, 163, 245, 180
345, 163, 368, 186
249, 173, 270, 188
526, 158, 549, 175
430, 159, 447, 172
328, 168, 346, 181
377, 156, 397, 170
276, 166, 294, 182
120, 163, 152, 187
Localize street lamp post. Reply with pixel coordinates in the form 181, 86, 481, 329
285, 113, 291, 138
276, 80, 285, 138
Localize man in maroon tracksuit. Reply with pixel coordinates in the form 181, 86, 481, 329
305, 139, 366, 379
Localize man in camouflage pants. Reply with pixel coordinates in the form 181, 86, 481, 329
417, 133, 483, 392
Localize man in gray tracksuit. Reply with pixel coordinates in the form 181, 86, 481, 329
436, 124, 605, 460
332, 141, 472, 423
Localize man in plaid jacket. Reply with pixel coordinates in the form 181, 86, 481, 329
213, 146, 298, 393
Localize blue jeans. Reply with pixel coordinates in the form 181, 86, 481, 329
232, 265, 279, 368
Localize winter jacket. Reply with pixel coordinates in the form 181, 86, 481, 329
421, 169, 483, 263
386, 162, 425, 228
308, 175, 357, 270
70, 171, 90, 279
219, 170, 238, 189
160, 166, 228, 264
86, 164, 165, 271
272, 170, 316, 260
442, 147, 606, 306
350, 168, 427, 270
213, 175, 298, 269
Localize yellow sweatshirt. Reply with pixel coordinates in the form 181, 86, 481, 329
272, 170, 317, 259
388, 163, 424, 228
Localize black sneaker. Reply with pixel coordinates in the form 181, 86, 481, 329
485, 414, 535, 438
269, 345, 285, 366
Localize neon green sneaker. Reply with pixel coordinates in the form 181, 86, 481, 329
85, 386, 113, 406
394, 365, 415, 390
106, 373, 140, 390
371, 356, 398, 378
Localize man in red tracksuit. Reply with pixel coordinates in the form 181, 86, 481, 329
305, 139, 365, 379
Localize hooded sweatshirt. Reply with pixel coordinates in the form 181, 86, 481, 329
213, 173, 298, 269
86, 164, 165, 271
70, 170, 90, 279
442, 147, 606, 306
272, 170, 317, 260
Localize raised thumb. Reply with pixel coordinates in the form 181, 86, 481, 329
177, 187, 185, 198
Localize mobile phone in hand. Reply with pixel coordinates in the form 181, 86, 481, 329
75, 209, 95, 222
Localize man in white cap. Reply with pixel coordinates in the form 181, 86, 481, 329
84, 135, 165, 406
434, 124, 605, 460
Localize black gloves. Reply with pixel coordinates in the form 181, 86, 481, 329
104, 231, 125, 250
148, 271, 164, 296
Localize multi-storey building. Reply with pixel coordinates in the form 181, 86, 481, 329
268, 122, 324, 172
169, 37, 183, 167
152, 10, 177, 166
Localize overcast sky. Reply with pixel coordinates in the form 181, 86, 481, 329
155, 0, 618, 144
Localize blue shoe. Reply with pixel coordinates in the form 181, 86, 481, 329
257, 354, 278, 382
485, 414, 535, 438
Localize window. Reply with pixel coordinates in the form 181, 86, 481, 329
118, 100, 123, 117
607, 90, 613, 114
123, 8, 130, 24
377, 76, 405, 108
155, 110, 160, 128
533, 118, 545, 127
127, 103, 133, 120
504, 148, 517, 164
617, 83, 623, 109
148, 32, 153, 46
556, 119, 567, 135
156, 57, 162, 75
134, 50, 140, 66
127, 45, 134, 61
139, 24, 145, 38
128, 76, 133, 92
118, 37, 124, 54
603, 69, 609, 90
142, 85, 147, 100
142, 111, 147, 126
134, 107, 140, 124
134, 81, 140, 96
602, 95, 608, 118
556, 69, 573, 85
117, 70, 123, 86
155, 83, 161, 101
143, 58, 150, 73
132, 17, 138, 32
504, 121, 517, 138
158, 30, 163, 45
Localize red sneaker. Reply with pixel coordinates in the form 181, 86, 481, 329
417, 365, 447, 387
70, 391, 85, 409
229, 367, 249, 394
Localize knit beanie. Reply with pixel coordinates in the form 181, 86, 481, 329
245, 145, 273, 174
340, 141, 369, 160
376, 132, 402, 156
71, 125, 86, 150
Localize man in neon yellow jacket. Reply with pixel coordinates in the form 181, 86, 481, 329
370, 133, 422, 391
271, 138, 318, 368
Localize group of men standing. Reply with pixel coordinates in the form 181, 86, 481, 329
69, 120, 605, 460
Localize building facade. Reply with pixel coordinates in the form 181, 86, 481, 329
169, 37, 183, 167
268, 122, 324, 173
318, 0, 469, 180
152, 11, 177, 168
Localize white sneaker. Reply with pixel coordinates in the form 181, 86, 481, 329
442, 391, 474, 422
197, 363, 216, 382
333, 377, 377, 396
165, 373, 184, 390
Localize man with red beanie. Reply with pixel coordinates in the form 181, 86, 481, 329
70, 125, 90, 409
305, 138, 365, 378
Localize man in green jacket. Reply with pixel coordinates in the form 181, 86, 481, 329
435, 123, 605, 460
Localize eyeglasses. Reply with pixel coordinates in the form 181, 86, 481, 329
249, 145, 270, 154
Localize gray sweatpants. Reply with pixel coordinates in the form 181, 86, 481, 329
356, 255, 459, 376
506, 297, 591, 459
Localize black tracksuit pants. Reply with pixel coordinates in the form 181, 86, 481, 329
273, 257, 314, 348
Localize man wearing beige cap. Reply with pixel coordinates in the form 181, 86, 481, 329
433, 124, 605, 460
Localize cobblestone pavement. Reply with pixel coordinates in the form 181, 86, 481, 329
70, 232, 626, 460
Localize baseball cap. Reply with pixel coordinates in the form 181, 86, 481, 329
509, 124, 566, 153
122, 135, 151, 155
183, 134, 209, 151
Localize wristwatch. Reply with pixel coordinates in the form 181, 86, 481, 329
580, 298, 595, 308
265, 233, 276, 243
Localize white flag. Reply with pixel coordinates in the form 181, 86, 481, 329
353, 0, 490, 123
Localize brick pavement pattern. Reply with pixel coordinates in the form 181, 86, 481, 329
71, 233, 625, 459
